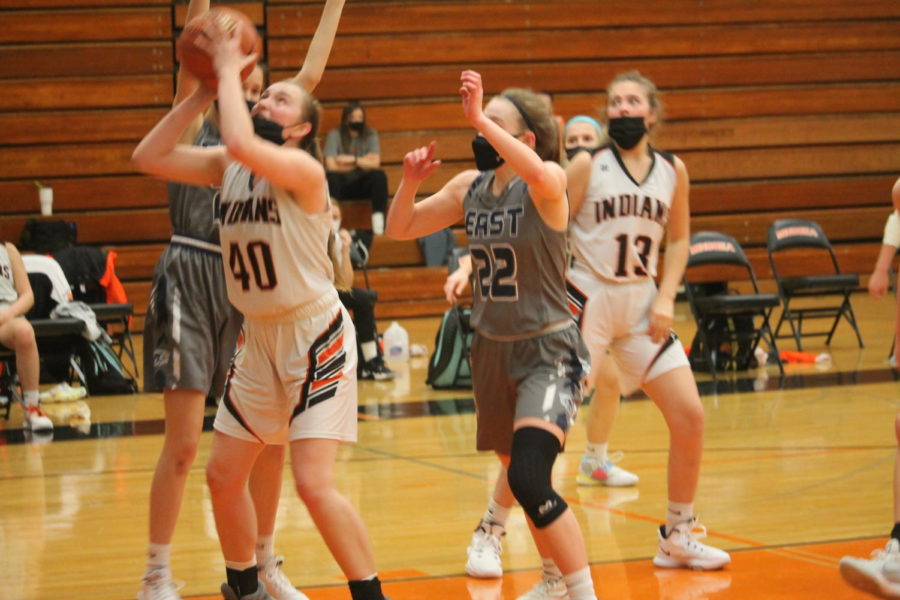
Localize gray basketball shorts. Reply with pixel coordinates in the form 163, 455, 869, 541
143, 243, 243, 398
471, 323, 591, 455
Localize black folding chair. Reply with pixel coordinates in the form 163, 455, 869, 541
767, 219, 863, 350
0, 318, 87, 420
0, 345, 21, 420
684, 231, 784, 379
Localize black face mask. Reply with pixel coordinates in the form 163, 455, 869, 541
565, 146, 598, 160
607, 116, 647, 150
252, 114, 285, 145
471, 136, 504, 171
348, 121, 365, 132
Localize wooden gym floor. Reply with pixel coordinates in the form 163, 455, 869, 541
1, 293, 897, 600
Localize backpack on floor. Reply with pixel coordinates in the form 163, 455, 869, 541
77, 337, 137, 395
426, 304, 473, 389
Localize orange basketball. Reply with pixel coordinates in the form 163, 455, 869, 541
176, 7, 262, 90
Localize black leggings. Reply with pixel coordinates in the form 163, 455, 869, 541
326, 169, 389, 214
338, 287, 378, 345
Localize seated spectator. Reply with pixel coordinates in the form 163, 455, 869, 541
0, 240, 53, 434
330, 204, 395, 381
324, 100, 389, 235
563, 115, 603, 162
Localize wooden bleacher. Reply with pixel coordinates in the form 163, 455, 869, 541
1, 0, 898, 328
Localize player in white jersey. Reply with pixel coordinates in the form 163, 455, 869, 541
566, 71, 729, 571
136, 2, 347, 600
0, 241, 53, 436
132, 19, 386, 600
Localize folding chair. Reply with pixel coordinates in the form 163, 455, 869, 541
684, 231, 784, 379
767, 218, 863, 350
0, 318, 87, 421
0, 345, 21, 420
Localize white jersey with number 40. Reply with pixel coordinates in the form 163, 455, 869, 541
217, 162, 334, 320
569, 144, 677, 283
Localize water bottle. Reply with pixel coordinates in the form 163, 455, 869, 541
383, 321, 409, 362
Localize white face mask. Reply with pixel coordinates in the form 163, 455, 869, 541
332, 219, 341, 234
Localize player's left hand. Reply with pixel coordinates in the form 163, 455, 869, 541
647, 296, 674, 344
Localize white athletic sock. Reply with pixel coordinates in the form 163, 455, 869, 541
255, 534, 275, 564
361, 341, 378, 362
564, 566, 597, 600
666, 500, 694, 534
23, 390, 40, 407
146, 542, 171, 569
584, 442, 608, 463
481, 497, 511, 528
542, 557, 563, 580
225, 558, 257, 571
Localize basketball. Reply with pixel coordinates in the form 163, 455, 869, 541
176, 7, 262, 90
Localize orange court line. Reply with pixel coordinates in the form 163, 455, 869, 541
568, 494, 765, 548
185, 538, 882, 600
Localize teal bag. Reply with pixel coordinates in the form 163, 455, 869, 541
426, 305, 473, 389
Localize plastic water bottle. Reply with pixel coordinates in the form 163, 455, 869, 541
383, 321, 409, 362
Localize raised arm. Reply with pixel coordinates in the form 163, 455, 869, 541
174, 0, 211, 144
385, 142, 475, 240
460, 70, 567, 227
648, 157, 691, 344
132, 84, 229, 187
212, 23, 327, 213
290, 0, 345, 92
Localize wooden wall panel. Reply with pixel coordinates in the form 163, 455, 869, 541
0, 109, 167, 145
0, 9, 171, 43
0, 44, 172, 79
269, 22, 900, 69
0, 76, 173, 111
287, 51, 900, 101
269, 1, 900, 35
0, 176, 167, 214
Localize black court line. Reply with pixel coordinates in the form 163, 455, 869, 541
2, 366, 899, 446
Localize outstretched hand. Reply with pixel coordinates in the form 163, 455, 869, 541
459, 70, 485, 125
402, 141, 441, 183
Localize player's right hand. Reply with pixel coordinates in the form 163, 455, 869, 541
402, 141, 441, 182
869, 269, 889, 299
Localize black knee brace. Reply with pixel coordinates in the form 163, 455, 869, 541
506, 427, 568, 528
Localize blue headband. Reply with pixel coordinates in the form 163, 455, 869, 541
565, 115, 603, 136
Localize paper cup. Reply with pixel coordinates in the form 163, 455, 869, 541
39, 187, 53, 216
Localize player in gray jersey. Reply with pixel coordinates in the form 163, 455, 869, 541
137, 2, 346, 599
387, 71, 598, 600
